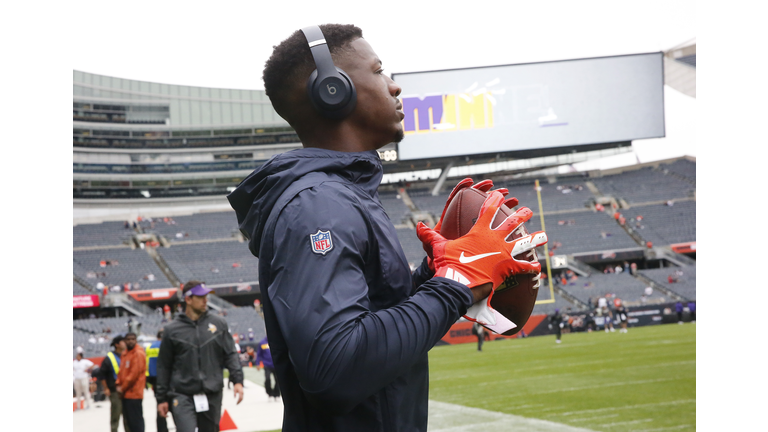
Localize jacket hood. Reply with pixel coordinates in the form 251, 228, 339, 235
227, 147, 383, 257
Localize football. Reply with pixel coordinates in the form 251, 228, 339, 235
440, 187, 540, 336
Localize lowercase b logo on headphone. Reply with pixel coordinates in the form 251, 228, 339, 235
301, 25, 357, 119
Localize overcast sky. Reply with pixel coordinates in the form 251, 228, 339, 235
72, 0, 695, 91
68, 0, 697, 162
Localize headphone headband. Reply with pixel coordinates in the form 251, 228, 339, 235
300, 25, 357, 119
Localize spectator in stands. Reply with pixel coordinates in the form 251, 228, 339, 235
116, 332, 146, 432
99, 336, 130, 432
156, 281, 244, 432
247, 328, 254, 341
146, 330, 168, 432
256, 336, 281, 400
73, 352, 95, 411
163, 304, 171, 321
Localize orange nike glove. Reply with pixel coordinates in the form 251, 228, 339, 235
426, 178, 519, 271
417, 191, 548, 333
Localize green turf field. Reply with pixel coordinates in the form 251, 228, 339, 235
428, 323, 696, 431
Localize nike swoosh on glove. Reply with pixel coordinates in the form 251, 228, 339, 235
417, 191, 548, 334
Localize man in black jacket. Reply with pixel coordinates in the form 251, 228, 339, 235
550, 309, 564, 343
228, 24, 546, 432
155, 281, 244, 432
99, 335, 130, 432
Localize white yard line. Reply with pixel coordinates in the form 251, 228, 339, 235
552, 399, 696, 418
428, 400, 597, 432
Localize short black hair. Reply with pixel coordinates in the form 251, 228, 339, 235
182, 280, 205, 295
263, 24, 363, 123
125, 332, 137, 339
110, 335, 124, 347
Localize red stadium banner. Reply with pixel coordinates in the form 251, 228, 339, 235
127, 288, 179, 302
440, 314, 548, 345
73, 295, 100, 308
670, 242, 696, 254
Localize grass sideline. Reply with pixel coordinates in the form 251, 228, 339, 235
428, 323, 696, 431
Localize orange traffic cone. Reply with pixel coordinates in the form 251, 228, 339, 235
219, 409, 238, 431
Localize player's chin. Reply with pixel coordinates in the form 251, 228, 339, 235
392, 125, 405, 144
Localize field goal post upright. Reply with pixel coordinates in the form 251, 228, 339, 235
534, 179, 556, 304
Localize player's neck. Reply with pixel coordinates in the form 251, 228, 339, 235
298, 122, 382, 153
185, 308, 203, 321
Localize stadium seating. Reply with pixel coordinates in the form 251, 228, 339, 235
590, 166, 694, 204
556, 271, 650, 306
638, 265, 696, 301
524, 210, 639, 255
157, 241, 259, 286
619, 200, 696, 246
395, 228, 427, 267
531, 291, 582, 316
140, 211, 241, 243
495, 178, 592, 212
73, 221, 135, 248
378, 190, 412, 225
74, 281, 94, 296
73, 248, 173, 290
663, 159, 696, 184
73, 307, 266, 358
676, 54, 696, 68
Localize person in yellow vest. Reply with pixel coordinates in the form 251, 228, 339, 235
146, 330, 167, 432
98, 335, 131, 432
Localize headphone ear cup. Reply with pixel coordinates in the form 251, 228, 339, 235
306, 68, 357, 119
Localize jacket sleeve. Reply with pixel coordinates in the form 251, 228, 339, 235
221, 321, 244, 385
118, 350, 145, 391
155, 335, 173, 403
98, 357, 110, 382
269, 186, 473, 415
410, 256, 434, 294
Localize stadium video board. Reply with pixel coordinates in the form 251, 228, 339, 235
392, 52, 665, 161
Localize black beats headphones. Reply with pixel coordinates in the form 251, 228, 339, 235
300, 25, 357, 119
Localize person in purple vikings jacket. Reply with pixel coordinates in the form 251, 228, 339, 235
255, 336, 280, 400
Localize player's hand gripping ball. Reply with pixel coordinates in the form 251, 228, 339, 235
439, 185, 544, 336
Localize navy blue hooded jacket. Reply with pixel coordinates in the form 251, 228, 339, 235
227, 147, 474, 432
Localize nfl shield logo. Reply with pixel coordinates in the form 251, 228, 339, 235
310, 230, 333, 255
